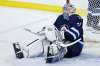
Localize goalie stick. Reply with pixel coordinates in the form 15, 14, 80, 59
49, 39, 81, 47
24, 27, 46, 36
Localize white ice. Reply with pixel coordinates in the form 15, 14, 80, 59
0, 6, 100, 66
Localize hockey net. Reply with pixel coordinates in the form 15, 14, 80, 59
87, 0, 100, 30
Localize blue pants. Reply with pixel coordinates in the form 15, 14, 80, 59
64, 43, 83, 58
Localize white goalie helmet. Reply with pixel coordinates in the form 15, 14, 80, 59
63, 4, 76, 13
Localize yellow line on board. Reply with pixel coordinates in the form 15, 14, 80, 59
0, 1, 87, 16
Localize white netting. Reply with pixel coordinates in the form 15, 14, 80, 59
87, 0, 100, 30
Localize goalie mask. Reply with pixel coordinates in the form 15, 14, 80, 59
63, 4, 76, 20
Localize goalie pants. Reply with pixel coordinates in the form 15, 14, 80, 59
64, 42, 83, 58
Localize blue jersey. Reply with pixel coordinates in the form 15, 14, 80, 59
54, 14, 84, 48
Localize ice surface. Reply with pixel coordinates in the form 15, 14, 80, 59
0, 6, 100, 66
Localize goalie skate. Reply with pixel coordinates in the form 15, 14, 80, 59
13, 42, 24, 59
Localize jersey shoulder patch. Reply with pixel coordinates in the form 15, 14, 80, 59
76, 15, 83, 27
